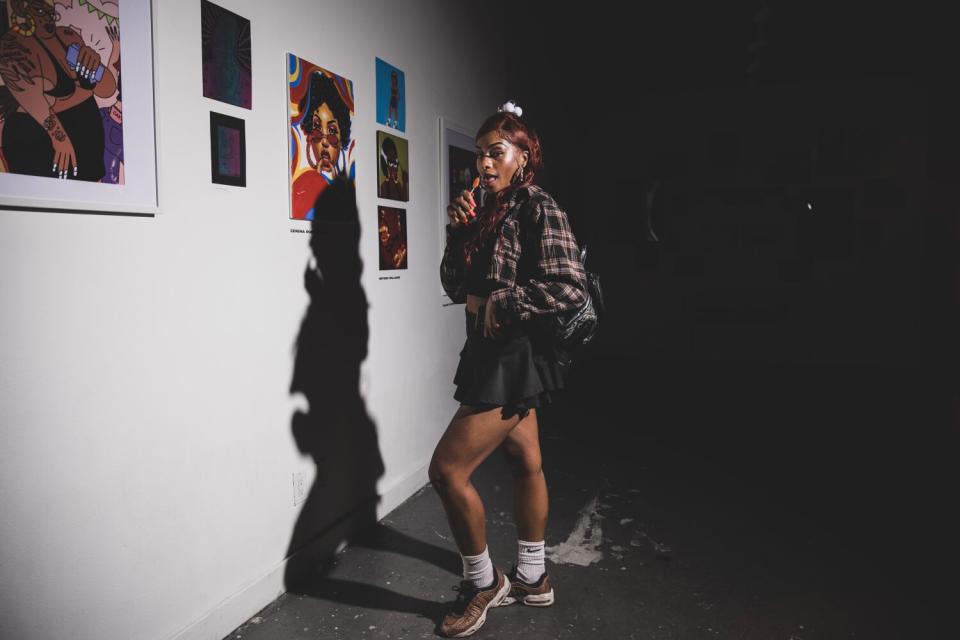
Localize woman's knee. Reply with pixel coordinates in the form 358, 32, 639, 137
428, 456, 466, 495
501, 445, 542, 478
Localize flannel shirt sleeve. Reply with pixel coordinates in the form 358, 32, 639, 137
440, 223, 470, 303
488, 194, 587, 321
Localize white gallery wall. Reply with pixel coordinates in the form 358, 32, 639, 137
0, 1, 504, 639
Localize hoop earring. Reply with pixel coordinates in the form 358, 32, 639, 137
306, 142, 318, 170
512, 165, 525, 184
11, 14, 37, 37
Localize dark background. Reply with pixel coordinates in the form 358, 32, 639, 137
503, 0, 957, 629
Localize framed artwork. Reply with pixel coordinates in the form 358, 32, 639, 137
287, 53, 355, 221
376, 130, 408, 202
0, 0, 159, 215
375, 57, 404, 132
438, 118, 476, 294
378, 206, 407, 270
201, 0, 252, 110
209, 111, 245, 187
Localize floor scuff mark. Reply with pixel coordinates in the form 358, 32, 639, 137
545, 494, 604, 566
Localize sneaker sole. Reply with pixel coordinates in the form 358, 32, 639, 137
449, 576, 512, 638
498, 588, 555, 607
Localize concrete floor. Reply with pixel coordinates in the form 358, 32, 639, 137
228, 360, 953, 639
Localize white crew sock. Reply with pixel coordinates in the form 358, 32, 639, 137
461, 546, 495, 590
516, 539, 546, 584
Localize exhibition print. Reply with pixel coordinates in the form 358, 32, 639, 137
375, 57, 403, 132
376, 129, 408, 202
287, 53, 355, 220
378, 206, 407, 270
201, 0, 252, 109
0, 0, 124, 183
209, 111, 245, 187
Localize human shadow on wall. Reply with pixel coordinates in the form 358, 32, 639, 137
284, 177, 458, 624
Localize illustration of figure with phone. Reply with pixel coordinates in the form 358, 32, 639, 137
0, 0, 119, 181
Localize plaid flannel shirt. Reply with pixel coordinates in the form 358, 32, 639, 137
440, 185, 587, 321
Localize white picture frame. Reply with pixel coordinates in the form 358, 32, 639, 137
0, 0, 159, 216
438, 117, 476, 298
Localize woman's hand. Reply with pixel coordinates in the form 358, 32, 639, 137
50, 135, 78, 179
73, 45, 103, 84
483, 300, 501, 339
106, 26, 121, 66
446, 189, 476, 229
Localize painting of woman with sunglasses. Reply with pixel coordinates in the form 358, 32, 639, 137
288, 55, 355, 220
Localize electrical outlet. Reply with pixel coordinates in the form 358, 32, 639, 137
292, 472, 306, 506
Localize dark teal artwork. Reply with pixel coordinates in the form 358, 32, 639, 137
201, 1, 252, 109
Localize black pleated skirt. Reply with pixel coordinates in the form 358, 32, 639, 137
453, 306, 565, 420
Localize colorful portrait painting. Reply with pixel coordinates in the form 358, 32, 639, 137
0, 0, 125, 184
288, 53, 355, 221
378, 206, 407, 270
375, 57, 404, 132
201, 0, 251, 110
376, 129, 408, 202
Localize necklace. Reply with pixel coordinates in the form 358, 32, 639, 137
11, 15, 37, 37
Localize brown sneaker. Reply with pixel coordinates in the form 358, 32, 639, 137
439, 567, 511, 637
496, 565, 555, 607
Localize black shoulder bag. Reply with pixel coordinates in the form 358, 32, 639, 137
551, 243, 603, 363
515, 196, 604, 364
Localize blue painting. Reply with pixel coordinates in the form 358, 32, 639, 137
375, 57, 405, 132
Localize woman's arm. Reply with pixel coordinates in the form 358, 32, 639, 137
488, 193, 587, 321
0, 36, 76, 176
440, 187, 478, 303
98, 25, 121, 100
59, 27, 116, 98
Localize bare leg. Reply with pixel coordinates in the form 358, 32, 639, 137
499, 408, 548, 541
429, 405, 523, 555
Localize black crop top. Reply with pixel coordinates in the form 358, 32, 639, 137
35, 35, 75, 99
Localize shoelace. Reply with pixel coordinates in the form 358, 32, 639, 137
450, 581, 478, 613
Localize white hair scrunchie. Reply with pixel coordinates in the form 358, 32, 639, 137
498, 100, 523, 118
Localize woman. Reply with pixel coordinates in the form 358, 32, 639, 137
300, 71, 350, 177
291, 69, 353, 220
432, 102, 587, 637
0, 0, 118, 180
